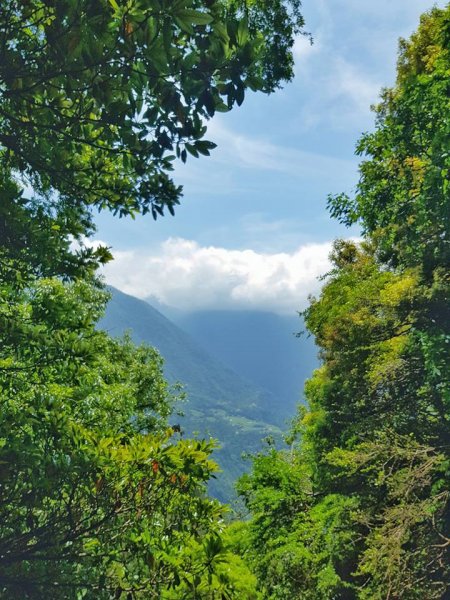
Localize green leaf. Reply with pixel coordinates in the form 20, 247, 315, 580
185, 143, 199, 158
235, 84, 245, 107
175, 9, 214, 26
236, 18, 248, 46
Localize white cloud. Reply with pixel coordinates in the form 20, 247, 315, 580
100, 238, 335, 314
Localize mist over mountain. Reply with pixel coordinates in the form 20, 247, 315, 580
174, 310, 318, 418
100, 289, 319, 501
99, 288, 288, 502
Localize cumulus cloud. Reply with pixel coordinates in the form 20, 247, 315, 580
99, 238, 334, 314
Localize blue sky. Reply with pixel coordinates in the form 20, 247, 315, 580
97, 0, 445, 314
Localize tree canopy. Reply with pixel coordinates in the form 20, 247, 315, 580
0, 0, 306, 280
3, 1, 449, 597
328, 7, 450, 273
237, 6, 450, 599
0, 2, 307, 597
0, 277, 261, 598
0, 0, 305, 222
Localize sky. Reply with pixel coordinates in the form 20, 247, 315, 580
96, 0, 445, 315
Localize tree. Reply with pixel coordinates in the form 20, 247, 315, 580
0, 0, 305, 225
0, 276, 259, 598
1, 0, 307, 279
328, 7, 450, 274
0, 2, 308, 596
237, 6, 450, 598
0, 2, 307, 595
238, 241, 449, 599
298, 241, 449, 598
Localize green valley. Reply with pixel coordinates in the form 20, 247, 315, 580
100, 288, 289, 502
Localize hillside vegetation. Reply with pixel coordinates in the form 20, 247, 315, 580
0, 0, 305, 596
100, 288, 285, 503
175, 309, 317, 417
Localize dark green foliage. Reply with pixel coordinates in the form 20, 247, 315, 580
0, 0, 306, 248
0, 168, 108, 281
0, 276, 236, 597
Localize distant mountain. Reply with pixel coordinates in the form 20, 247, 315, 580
99, 288, 285, 502
174, 310, 318, 418
143, 295, 184, 322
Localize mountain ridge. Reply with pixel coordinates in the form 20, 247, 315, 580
174, 308, 318, 418
99, 288, 287, 501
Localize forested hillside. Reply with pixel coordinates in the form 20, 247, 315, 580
234, 7, 450, 598
100, 288, 285, 502
175, 310, 317, 417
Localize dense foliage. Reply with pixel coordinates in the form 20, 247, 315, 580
0, 1, 307, 597
237, 6, 450, 599
0, 0, 306, 272
0, 273, 263, 598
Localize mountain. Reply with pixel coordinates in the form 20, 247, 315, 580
99, 288, 285, 502
174, 310, 318, 418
